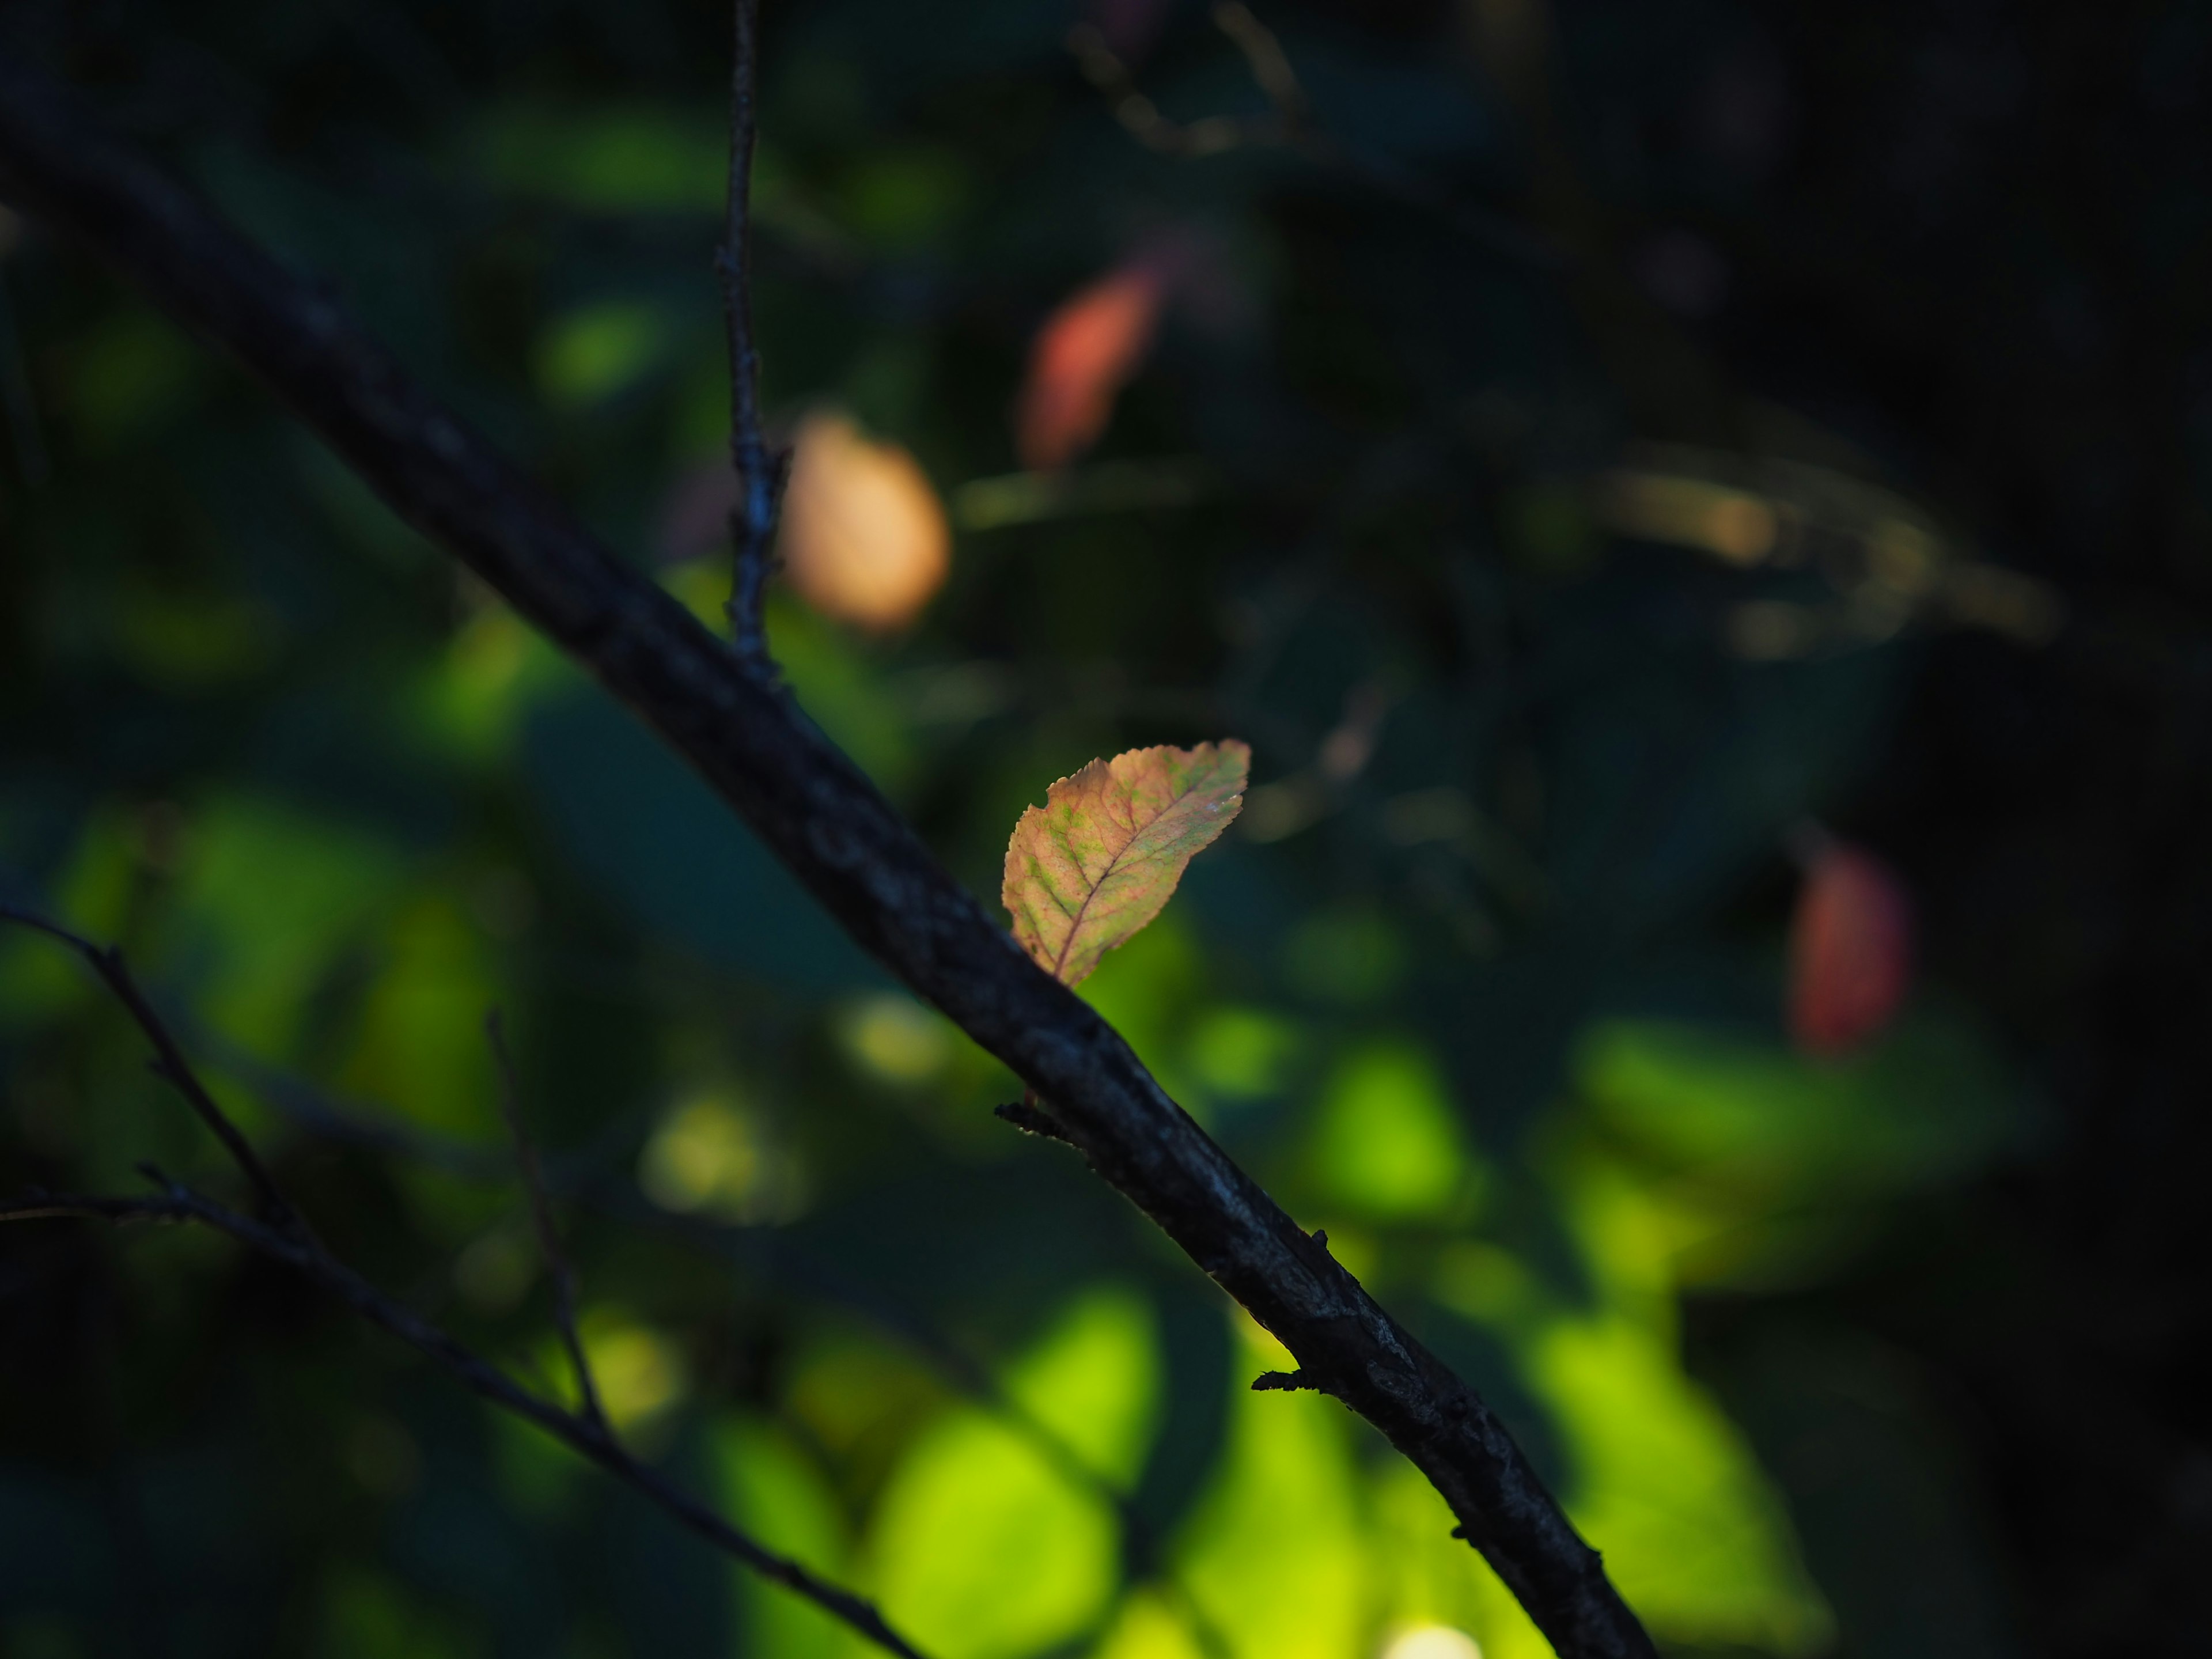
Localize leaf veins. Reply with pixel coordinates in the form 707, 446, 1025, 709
1002, 740, 1249, 986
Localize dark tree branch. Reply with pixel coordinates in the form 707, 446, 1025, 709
717, 0, 786, 664
0, 914, 930, 1659
0, 61, 1653, 1659
486, 1008, 607, 1433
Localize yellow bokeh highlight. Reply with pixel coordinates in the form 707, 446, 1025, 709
1176, 1322, 1370, 1659
839, 992, 956, 1085
577, 1309, 689, 1437
638, 1090, 808, 1225
1004, 1285, 1161, 1488
868, 1411, 1119, 1659
1308, 1041, 1476, 1222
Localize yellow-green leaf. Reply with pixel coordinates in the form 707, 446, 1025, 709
1002, 740, 1249, 986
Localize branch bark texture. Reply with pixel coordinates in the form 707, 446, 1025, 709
0, 59, 1652, 1659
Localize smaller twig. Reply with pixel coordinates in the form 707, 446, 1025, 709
1211, 3, 1309, 126
0, 912, 930, 1659
1250, 1369, 1314, 1392
0, 905, 305, 1240
1067, 6, 1559, 268
994, 1096, 1077, 1144
717, 0, 788, 666
486, 1009, 606, 1434
0, 1179, 930, 1659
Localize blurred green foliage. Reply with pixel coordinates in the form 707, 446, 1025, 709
0, 1, 2063, 1656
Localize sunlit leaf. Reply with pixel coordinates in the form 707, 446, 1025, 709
717, 1416, 855, 1659
1370, 1460, 1554, 1659
1306, 1041, 1475, 1222
1003, 1285, 1161, 1487
1525, 1313, 1834, 1655
1091, 1589, 1210, 1659
777, 410, 952, 633
1016, 261, 1166, 472
868, 1411, 1117, 1659
1176, 1319, 1371, 1659
1002, 740, 1249, 987
1787, 841, 1914, 1056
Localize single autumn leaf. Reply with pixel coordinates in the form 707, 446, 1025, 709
1003, 740, 1250, 985
1788, 840, 1914, 1056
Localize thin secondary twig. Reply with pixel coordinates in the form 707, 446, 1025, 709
717, 0, 786, 664
485, 1008, 606, 1432
0, 910, 931, 1659
1069, 3, 1559, 268
0, 63, 1653, 1658
200, 1035, 1234, 1656
0, 903, 302, 1238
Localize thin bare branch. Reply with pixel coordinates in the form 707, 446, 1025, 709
0, 923, 930, 1659
220, 1041, 1233, 1656
1067, 5, 1559, 268
486, 1008, 607, 1433
717, 0, 787, 664
0, 904, 305, 1239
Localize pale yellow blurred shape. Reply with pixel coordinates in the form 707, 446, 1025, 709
868, 1408, 1118, 1659
1369, 1461, 1552, 1659
579, 1308, 690, 1435
1380, 1626, 1482, 1659
1528, 1313, 1832, 1654
1090, 1590, 1209, 1659
639, 1090, 807, 1224
1004, 1284, 1161, 1486
1177, 1320, 1370, 1659
1308, 1041, 1475, 1222
338, 896, 497, 1137
715, 1415, 855, 1659
1429, 1240, 1544, 1331
1598, 471, 1778, 565
778, 410, 950, 632
1867, 518, 1940, 595
840, 991, 955, 1084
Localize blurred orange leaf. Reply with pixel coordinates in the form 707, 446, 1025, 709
1016, 263, 1166, 473
1003, 740, 1249, 986
777, 411, 950, 632
1788, 841, 1913, 1056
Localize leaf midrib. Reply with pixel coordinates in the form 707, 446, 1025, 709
1045, 780, 1184, 981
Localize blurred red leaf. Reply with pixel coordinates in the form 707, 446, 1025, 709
1016, 260, 1167, 472
1788, 841, 1914, 1056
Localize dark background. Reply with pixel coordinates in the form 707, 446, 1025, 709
1, 1, 2207, 1656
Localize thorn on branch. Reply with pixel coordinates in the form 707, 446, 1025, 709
994, 1099, 1077, 1145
